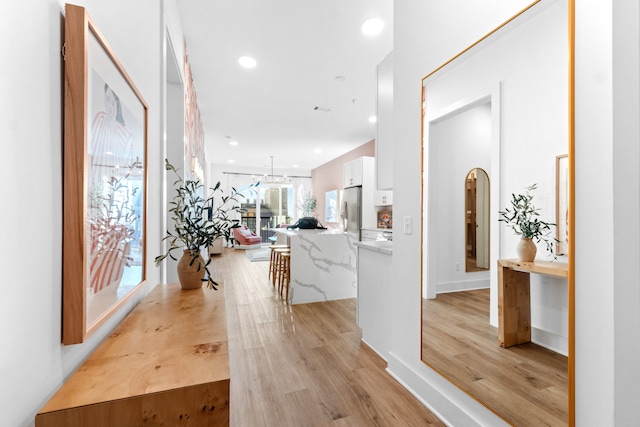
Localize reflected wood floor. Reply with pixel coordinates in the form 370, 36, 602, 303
214, 249, 443, 426
422, 289, 568, 426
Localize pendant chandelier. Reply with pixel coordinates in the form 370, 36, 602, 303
255, 156, 291, 185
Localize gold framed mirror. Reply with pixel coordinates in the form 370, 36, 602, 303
420, 0, 574, 425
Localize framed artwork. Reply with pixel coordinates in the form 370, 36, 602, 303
556, 154, 569, 256
377, 210, 393, 229
63, 4, 148, 344
325, 190, 338, 223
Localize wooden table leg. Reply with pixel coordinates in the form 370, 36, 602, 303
498, 264, 531, 347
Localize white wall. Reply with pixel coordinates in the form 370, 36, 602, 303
575, 1, 640, 425
430, 103, 492, 293
391, 0, 640, 425
609, 1, 640, 422
0, 1, 175, 425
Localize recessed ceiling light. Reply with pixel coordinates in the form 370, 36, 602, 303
314, 148, 322, 154
238, 56, 257, 69
293, 164, 299, 168
362, 18, 384, 36
227, 159, 235, 164
369, 116, 377, 123
229, 140, 238, 146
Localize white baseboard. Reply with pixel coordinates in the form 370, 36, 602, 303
532, 327, 568, 356
436, 278, 489, 294
360, 338, 388, 363
385, 352, 510, 427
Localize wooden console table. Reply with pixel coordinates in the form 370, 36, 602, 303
498, 259, 568, 348
36, 283, 230, 426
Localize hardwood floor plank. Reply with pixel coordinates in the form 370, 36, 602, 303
217, 249, 443, 426
422, 289, 568, 426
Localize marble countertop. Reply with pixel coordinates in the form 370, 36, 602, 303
269, 228, 345, 237
361, 227, 393, 233
354, 240, 393, 255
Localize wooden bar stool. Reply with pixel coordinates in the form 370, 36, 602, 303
273, 249, 290, 289
271, 250, 290, 288
278, 253, 291, 303
271, 247, 290, 287
269, 245, 289, 285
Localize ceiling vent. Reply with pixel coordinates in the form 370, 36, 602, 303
313, 106, 332, 113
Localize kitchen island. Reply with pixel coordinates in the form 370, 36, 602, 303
271, 228, 357, 304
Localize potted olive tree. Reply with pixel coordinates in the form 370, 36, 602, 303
299, 191, 318, 217
155, 159, 255, 290
498, 183, 558, 262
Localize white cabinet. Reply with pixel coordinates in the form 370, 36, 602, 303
356, 244, 392, 360
374, 190, 393, 206
376, 51, 393, 190
343, 157, 365, 188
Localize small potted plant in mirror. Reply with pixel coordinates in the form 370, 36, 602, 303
498, 183, 558, 262
155, 159, 257, 290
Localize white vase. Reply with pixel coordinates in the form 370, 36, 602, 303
516, 238, 537, 262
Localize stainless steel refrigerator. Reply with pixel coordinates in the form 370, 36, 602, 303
341, 186, 362, 241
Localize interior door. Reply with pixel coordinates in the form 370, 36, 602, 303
475, 171, 489, 269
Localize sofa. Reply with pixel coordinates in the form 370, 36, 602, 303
233, 225, 262, 249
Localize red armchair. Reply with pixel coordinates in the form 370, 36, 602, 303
233, 225, 262, 248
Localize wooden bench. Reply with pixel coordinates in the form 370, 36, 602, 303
36, 283, 230, 426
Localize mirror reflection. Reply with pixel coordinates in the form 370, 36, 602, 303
421, 1, 571, 425
465, 168, 489, 272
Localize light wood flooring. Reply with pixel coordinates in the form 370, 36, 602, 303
422, 289, 568, 426
213, 248, 444, 426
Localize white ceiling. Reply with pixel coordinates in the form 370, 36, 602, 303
175, 0, 393, 175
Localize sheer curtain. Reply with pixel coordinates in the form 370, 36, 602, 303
223, 172, 312, 236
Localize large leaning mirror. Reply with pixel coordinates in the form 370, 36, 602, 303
420, 0, 574, 425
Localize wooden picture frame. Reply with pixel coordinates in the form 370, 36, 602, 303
377, 209, 393, 229
63, 4, 148, 345
556, 154, 569, 256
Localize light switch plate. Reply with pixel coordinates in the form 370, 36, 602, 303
403, 216, 412, 235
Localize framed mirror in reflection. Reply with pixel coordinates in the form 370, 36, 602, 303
465, 168, 489, 272
420, 0, 573, 425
